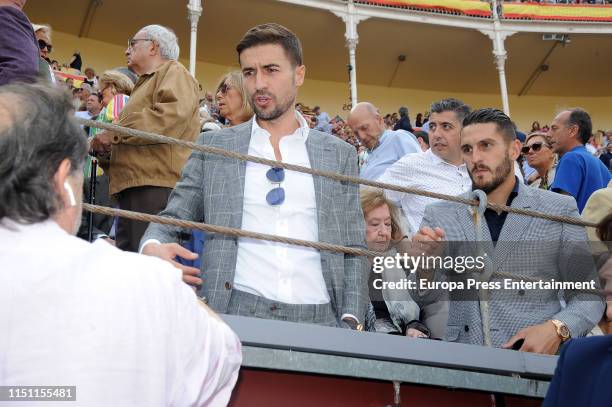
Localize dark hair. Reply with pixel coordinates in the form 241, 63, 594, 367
462, 108, 516, 143
0, 83, 88, 224
236, 23, 303, 67
597, 212, 612, 242
398, 106, 408, 117
430, 98, 471, 124
566, 108, 592, 145
414, 130, 429, 146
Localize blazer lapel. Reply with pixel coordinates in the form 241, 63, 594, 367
305, 132, 337, 238
229, 122, 252, 229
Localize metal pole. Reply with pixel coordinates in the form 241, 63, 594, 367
491, 0, 510, 116
347, 0, 359, 107
87, 157, 97, 242
187, 0, 202, 77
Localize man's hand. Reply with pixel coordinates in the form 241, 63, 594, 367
406, 328, 428, 338
142, 242, 201, 287
502, 321, 562, 354
412, 226, 445, 257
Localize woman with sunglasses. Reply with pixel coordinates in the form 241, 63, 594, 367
523, 132, 557, 190
215, 70, 253, 126
31, 23, 55, 84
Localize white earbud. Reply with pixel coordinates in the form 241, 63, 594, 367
64, 181, 76, 207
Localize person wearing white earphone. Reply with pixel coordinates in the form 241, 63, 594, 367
0, 83, 242, 407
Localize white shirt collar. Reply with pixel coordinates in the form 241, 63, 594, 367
426, 148, 466, 169
251, 110, 310, 141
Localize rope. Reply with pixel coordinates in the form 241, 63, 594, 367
78, 118, 598, 229
82, 203, 380, 257
83, 203, 603, 294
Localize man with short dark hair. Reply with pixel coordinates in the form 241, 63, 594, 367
393, 106, 414, 133
75, 93, 101, 121
142, 23, 369, 329
414, 130, 429, 152
412, 108, 603, 354
0, 83, 241, 406
549, 108, 611, 212
379, 98, 472, 235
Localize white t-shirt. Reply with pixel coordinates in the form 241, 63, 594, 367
0, 220, 242, 406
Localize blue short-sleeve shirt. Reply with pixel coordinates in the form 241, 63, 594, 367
551, 145, 611, 213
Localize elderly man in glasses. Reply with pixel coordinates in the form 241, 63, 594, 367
141, 24, 369, 330
90, 24, 200, 252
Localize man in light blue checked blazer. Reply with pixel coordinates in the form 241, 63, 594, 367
141, 23, 369, 330
412, 108, 604, 354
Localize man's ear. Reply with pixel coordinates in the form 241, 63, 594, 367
510, 138, 522, 161
294, 65, 305, 87
53, 158, 72, 206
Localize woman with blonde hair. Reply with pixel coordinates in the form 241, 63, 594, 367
523, 132, 556, 190
361, 188, 430, 338
215, 70, 253, 126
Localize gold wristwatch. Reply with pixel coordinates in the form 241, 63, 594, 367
550, 319, 570, 342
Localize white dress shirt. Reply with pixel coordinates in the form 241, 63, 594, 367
1, 219, 241, 407
233, 114, 330, 304
379, 149, 472, 234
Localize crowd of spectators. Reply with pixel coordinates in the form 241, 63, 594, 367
2, 1, 612, 405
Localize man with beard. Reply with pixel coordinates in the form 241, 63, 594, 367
411, 108, 603, 354
141, 24, 369, 329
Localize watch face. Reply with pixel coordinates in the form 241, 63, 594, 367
559, 325, 570, 339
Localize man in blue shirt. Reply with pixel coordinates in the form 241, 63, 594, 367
549, 108, 611, 213
348, 102, 420, 180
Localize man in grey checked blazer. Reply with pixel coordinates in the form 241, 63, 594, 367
413, 108, 603, 354
141, 24, 369, 329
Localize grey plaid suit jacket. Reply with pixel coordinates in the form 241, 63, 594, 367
142, 121, 369, 322
416, 182, 604, 347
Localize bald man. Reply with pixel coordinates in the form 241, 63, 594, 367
347, 102, 420, 180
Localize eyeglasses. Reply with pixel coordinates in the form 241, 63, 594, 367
38, 39, 52, 53
521, 142, 547, 155
127, 38, 152, 49
266, 167, 285, 206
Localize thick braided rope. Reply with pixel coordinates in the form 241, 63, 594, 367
82, 203, 380, 257
78, 118, 598, 229
83, 203, 603, 293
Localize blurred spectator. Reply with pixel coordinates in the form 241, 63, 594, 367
83, 67, 99, 89
91, 25, 201, 252
31, 23, 55, 83
524, 132, 556, 189
361, 189, 430, 338
313, 105, 332, 133
582, 180, 612, 242
69, 51, 82, 71
348, 102, 420, 180
215, 70, 253, 126
75, 93, 102, 122
414, 130, 429, 151
413, 108, 603, 354
0, 0, 39, 86
599, 144, 612, 169
0, 82, 241, 407
549, 108, 611, 212
394, 106, 414, 133
415, 112, 423, 128
50, 59, 59, 70
531, 120, 541, 133
379, 98, 471, 235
